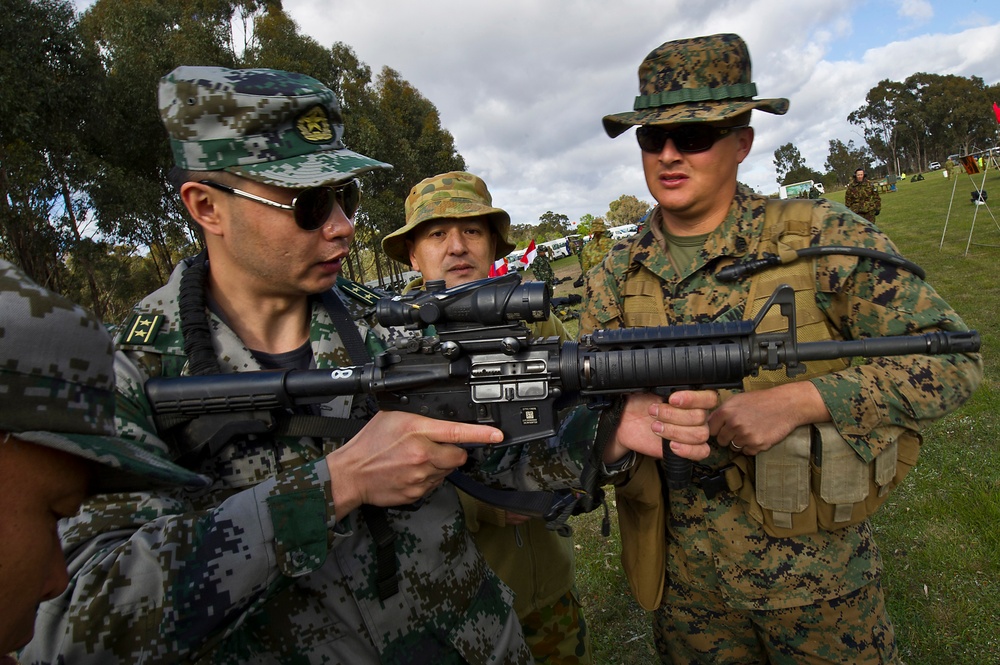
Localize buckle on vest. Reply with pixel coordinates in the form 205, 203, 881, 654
692, 463, 736, 499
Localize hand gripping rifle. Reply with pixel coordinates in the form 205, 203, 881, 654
146, 274, 981, 512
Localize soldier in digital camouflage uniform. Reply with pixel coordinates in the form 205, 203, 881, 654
586, 34, 982, 663
382, 171, 591, 665
568, 235, 584, 272
844, 167, 881, 223
0, 260, 206, 660
22, 67, 595, 665
580, 219, 612, 274
530, 245, 556, 300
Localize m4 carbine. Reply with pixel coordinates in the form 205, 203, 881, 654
146, 274, 981, 493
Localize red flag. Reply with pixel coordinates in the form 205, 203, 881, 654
993, 101, 1000, 124
521, 239, 537, 267
490, 258, 508, 277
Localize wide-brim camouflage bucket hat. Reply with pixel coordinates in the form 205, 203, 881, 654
603, 33, 789, 138
0, 260, 208, 493
382, 171, 516, 265
160, 66, 392, 188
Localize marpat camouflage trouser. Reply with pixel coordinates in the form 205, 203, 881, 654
652, 578, 900, 664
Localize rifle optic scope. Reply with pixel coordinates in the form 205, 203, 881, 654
377, 274, 550, 328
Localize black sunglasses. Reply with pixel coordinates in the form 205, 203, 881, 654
636, 124, 749, 154
198, 179, 361, 231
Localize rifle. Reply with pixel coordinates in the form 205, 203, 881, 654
146, 273, 981, 496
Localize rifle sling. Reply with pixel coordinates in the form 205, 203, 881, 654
445, 470, 561, 520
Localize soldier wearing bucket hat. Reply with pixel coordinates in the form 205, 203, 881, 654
23, 69, 561, 664
384, 171, 591, 664
580, 33, 980, 662
382, 171, 516, 271
0, 259, 206, 657
580, 218, 612, 273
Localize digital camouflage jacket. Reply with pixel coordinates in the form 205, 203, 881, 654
24, 258, 594, 665
580, 186, 981, 610
528, 254, 554, 297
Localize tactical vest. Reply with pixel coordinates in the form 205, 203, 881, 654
619, 200, 919, 537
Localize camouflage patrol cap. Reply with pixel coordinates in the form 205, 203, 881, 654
603, 33, 789, 138
591, 218, 606, 234
382, 171, 517, 264
0, 260, 208, 492
159, 66, 392, 188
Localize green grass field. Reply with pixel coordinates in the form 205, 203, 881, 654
542, 169, 1000, 663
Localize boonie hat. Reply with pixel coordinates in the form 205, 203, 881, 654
603, 33, 789, 138
0, 260, 208, 492
159, 65, 392, 188
382, 171, 517, 264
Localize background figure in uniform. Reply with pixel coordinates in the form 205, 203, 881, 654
580, 218, 612, 273
382, 171, 591, 664
0, 259, 204, 659
23, 67, 591, 665
531, 244, 556, 300
569, 235, 584, 272
585, 33, 981, 663
845, 167, 881, 223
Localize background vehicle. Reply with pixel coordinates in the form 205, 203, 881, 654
778, 180, 822, 199
929, 161, 942, 170
608, 224, 638, 240
505, 249, 527, 270
538, 238, 570, 259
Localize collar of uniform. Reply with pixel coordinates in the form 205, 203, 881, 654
627, 210, 677, 284
635, 187, 759, 283
700, 184, 762, 261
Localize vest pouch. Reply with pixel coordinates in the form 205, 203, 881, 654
621, 274, 669, 327
754, 426, 818, 537
812, 425, 921, 531
813, 423, 870, 529
866, 429, 921, 516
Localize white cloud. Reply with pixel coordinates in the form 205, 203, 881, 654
895, 0, 935, 22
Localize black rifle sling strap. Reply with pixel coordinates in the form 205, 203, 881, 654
445, 470, 563, 519
320, 289, 399, 601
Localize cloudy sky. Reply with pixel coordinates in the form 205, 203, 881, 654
76, 0, 1000, 228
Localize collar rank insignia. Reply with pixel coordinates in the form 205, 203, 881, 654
121, 313, 164, 345
337, 277, 382, 307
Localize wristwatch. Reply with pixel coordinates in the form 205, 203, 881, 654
600, 450, 637, 475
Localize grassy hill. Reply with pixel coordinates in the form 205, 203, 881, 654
539, 167, 1000, 663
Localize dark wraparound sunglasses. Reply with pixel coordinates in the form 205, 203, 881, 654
636, 124, 749, 154
199, 179, 361, 231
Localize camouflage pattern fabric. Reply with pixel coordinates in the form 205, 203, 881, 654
530, 250, 555, 299
382, 171, 516, 264
602, 33, 789, 137
580, 234, 613, 274
579, 185, 981, 659
0, 259, 206, 493
23, 257, 595, 664
519, 589, 591, 665
844, 177, 881, 223
568, 236, 585, 271
652, 578, 897, 664
159, 66, 390, 188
